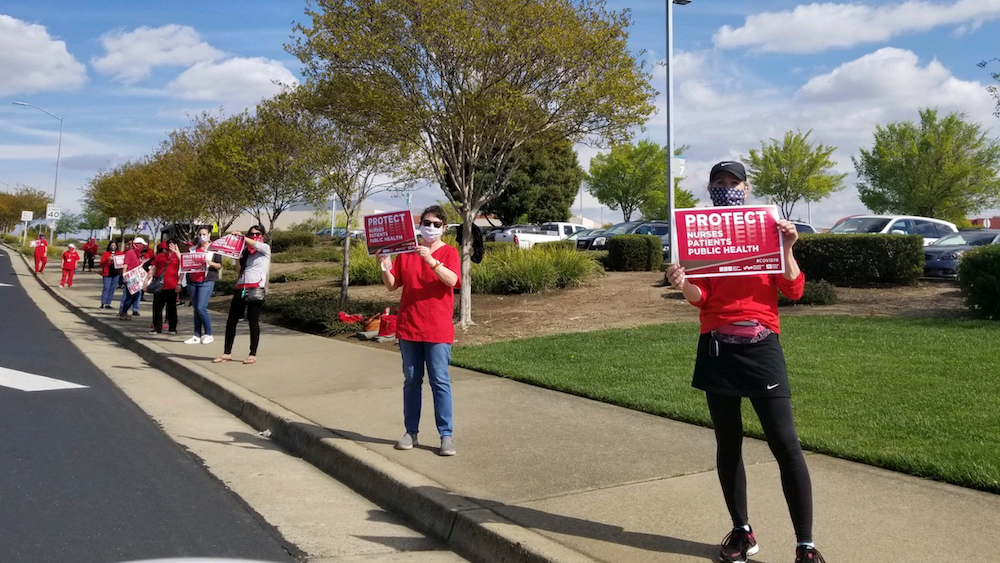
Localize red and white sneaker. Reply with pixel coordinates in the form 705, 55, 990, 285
795, 545, 826, 562
720, 527, 758, 562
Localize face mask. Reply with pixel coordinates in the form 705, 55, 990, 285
709, 185, 746, 207
199, 234, 210, 243
420, 224, 443, 241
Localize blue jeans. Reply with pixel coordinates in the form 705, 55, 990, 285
133, 289, 143, 313
120, 288, 140, 316
102, 274, 120, 306
398, 340, 453, 437
188, 281, 215, 337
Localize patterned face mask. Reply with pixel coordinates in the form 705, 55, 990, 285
708, 185, 746, 207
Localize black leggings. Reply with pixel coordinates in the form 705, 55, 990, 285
224, 293, 263, 355
151, 290, 177, 332
706, 393, 813, 543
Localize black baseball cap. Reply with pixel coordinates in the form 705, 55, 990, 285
709, 161, 747, 183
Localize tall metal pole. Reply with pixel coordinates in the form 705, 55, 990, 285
665, 1, 678, 264
13, 102, 63, 241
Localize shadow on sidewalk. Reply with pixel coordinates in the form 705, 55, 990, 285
180, 430, 278, 451
326, 426, 439, 453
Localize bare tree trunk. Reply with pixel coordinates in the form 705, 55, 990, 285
339, 209, 353, 304
458, 216, 474, 328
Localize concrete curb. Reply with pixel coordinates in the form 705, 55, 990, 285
3, 243, 596, 563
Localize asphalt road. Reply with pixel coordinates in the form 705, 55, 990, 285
0, 250, 296, 563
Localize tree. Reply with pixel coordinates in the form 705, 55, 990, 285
78, 207, 110, 239
290, 0, 656, 326
84, 161, 149, 243
639, 183, 698, 220
745, 129, 846, 220
588, 140, 669, 221
0, 186, 50, 233
479, 135, 584, 225
55, 213, 82, 239
188, 111, 251, 233
853, 108, 1000, 223
979, 58, 1000, 118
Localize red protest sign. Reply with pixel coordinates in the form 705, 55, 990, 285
112, 253, 125, 269
122, 266, 145, 295
180, 252, 209, 273
207, 234, 245, 260
673, 205, 785, 278
364, 210, 417, 256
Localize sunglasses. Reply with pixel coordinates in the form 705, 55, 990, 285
248, 232, 261, 237
421, 220, 443, 228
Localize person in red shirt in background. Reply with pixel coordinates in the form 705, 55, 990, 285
82, 238, 99, 272
377, 205, 460, 457
667, 161, 824, 563
32, 234, 48, 273
60, 243, 81, 287
148, 239, 182, 334
99, 241, 122, 309
119, 237, 148, 321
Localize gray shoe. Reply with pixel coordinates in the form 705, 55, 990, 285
395, 432, 418, 450
439, 436, 456, 456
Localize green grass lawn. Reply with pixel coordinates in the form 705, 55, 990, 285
451, 316, 1000, 493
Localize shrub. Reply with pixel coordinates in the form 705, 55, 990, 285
957, 244, 1000, 319
265, 288, 396, 336
606, 234, 662, 271
1, 234, 20, 245
535, 244, 603, 288
779, 279, 838, 306
794, 234, 923, 286
215, 268, 238, 295
270, 230, 316, 253
470, 244, 601, 294
483, 241, 509, 254
585, 250, 610, 270
347, 244, 382, 286
271, 245, 342, 263
271, 265, 341, 283
534, 240, 575, 251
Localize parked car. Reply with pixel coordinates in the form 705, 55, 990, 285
538, 222, 588, 239
566, 228, 603, 241
829, 215, 957, 245
792, 221, 816, 234
575, 220, 670, 251
316, 227, 349, 238
923, 229, 1000, 279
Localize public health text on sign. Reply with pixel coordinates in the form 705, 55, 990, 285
673, 205, 785, 278
364, 210, 417, 256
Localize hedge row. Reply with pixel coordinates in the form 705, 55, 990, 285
794, 234, 923, 287
270, 230, 316, 253
606, 235, 662, 272
957, 244, 1000, 319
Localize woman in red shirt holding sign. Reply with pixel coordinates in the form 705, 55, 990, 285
148, 239, 182, 334
378, 205, 460, 457
667, 162, 824, 563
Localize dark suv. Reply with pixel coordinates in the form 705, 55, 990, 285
575, 220, 671, 251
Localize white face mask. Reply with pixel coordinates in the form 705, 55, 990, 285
199, 234, 210, 243
420, 224, 443, 242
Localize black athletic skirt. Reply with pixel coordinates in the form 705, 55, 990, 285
692, 332, 791, 398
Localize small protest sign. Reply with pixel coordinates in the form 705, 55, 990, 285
673, 205, 785, 278
364, 210, 417, 256
180, 252, 209, 273
207, 234, 245, 260
112, 254, 125, 269
122, 266, 146, 295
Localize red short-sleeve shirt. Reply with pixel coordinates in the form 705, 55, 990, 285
153, 252, 181, 290
61, 250, 80, 270
391, 245, 461, 344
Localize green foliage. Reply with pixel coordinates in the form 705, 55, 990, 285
266, 289, 396, 336
979, 58, 1000, 118
0, 186, 50, 233
270, 230, 317, 253
347, 244, 382, 286
606, 234, 662, 271
271, 245, 342, 263
746, 129, 847, 220
794, 234, 924, 286
475, 135, 584, 225
287, 214, 331, 233
778, 279, 838, 306
1, 234, 19, 245
215, 268, 237, 296
271, 265, 341, 283
957, 244, 1000, 319
470, 244, 601, 294
483, 241, 509, 254
639, 184, 699, 220
584, 250, 610, 269
853, 108, 1000, 223
55, 213, 82, 238
533, 240, 575, 251
588, 140, 668, 221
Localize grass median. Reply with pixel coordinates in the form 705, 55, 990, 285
451, 316, 1000, 493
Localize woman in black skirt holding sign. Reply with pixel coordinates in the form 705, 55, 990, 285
666, 161, 825, 563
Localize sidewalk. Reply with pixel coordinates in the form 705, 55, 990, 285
10, 248, 1000, 563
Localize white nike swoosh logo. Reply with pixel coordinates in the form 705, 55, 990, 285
767, 383, 779, 390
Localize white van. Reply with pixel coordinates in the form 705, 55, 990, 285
829, 215, 957, 246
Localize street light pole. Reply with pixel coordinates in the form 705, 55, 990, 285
665, 0, 690, 265
13, 101, 64, 241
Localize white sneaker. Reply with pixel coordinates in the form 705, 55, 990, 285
201, 335, 214, 345
184, 336, 201, 344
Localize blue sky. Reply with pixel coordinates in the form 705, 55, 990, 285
3, 0, 1000, 229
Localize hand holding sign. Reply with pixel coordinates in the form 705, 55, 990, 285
207, 233, 246, 260
364, 210, 417, 256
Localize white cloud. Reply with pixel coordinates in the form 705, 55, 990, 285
167, 57, 298, 109
714, 0, 1000, 54
91, 24, 224, 84
0, 15, 87, 95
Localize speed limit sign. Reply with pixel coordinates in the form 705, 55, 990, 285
46, 204, 61, 220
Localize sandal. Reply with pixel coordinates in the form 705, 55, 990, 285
243, 356, 257, 365
212, 356, 232, 364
